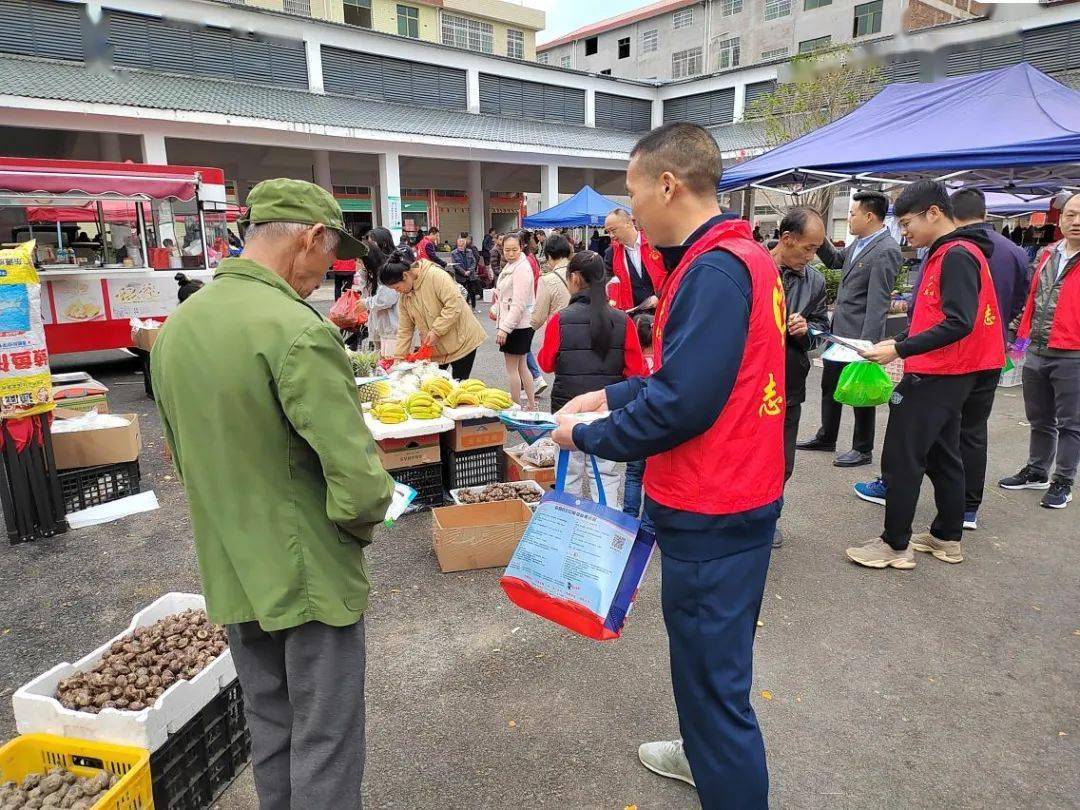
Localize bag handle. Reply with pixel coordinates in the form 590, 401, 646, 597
554, 448, 607, 507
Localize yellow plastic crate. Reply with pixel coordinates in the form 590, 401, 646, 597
0, 734, 152, 809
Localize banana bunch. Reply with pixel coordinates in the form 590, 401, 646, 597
457, 379, 487, 394
357, 380, 391, 404
371, 400, 407, 424
445, 388, 480, 408
479, 388, 513, 410
406, 392, 443, 419
421, 376, 454, 400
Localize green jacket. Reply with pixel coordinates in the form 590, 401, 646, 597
151, 258, 394, 631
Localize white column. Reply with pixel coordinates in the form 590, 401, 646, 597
584, 168, 596, 189
140, 133, 167, 165
468, 161, 485, 239
540, 163, 559, 211
466, 68, 480, 114
100, 132, 122, 162
314, 150, 332, 191
651, 98, 664, 130
378, 152, 403, 242
733, 82, 747, 122
305, 37, 324, 94
585, 88, 596, 128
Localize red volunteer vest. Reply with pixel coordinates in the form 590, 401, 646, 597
644, 219, 787, 515
608, 232, 667, 311
1017, 242, 1080, 351
414, 236, 433, 262
905, 239, 1005, 375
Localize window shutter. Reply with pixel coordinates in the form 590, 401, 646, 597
595, 92, 651, 131
478, 74, 584, 124
321, 46, 466, 109
0, 0, 84, 61
945, 48, 982, 77
743, 80, 776, 113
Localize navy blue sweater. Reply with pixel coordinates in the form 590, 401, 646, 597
572, 214, 782, 555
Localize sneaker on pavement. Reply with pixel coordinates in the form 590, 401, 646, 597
999, 465, 1050, 490
533, 376, 548, 394
854, 477, 887, 506
910, 532, 964, 563
1040, 481, 1073, 509
963, 511, 978, 531
638, 739, 695, 787
772, 527, 784, 549
845, 539, 916, 569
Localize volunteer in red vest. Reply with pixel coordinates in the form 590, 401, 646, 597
414, 227, 447, 268
855, 180, 1004, 569
603, 208, 666, 312
998, 191, 1080, 509
552, 122, 785, 809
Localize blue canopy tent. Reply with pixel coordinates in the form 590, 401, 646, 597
984, 191, 1053, 217
718, 64, 1080, 195
523, 186, 629, 228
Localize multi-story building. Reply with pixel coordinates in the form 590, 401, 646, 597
537, 0, 992, 80
246, 0, 545, 61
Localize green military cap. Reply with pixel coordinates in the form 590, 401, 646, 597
240, 178, 368, 259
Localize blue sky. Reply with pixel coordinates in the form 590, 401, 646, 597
530, 0, 644, 44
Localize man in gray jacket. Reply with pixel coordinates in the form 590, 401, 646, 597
798, 190, 902, 467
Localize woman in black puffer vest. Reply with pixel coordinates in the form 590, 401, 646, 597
537, 251, 648, 506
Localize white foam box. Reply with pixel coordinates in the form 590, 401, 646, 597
450, 480, 545, 511
12, 592, 237, 753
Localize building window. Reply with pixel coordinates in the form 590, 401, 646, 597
804, 0, 831, 8
282, 0, 311, 14
672, 46, 703, 79
343, 0, 372, 28
442, 13, 494, 53
560, 55, 571, 68
763, 0, 790, 21
507, 28, 524, 59
618, 37, 630, 59
538, 51, 549, 64
798, 35, 831, 53
397, 5, 419, 38
714, 36, 740, 69
853, 0, 883, 36
641, 29, 658, 53
761, 46, 789, 60
673, 7, 694, 29
600, 68, 612, 74
720, 0, 742, 15
585, 36, 598, 55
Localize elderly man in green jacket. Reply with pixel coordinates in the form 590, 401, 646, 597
151, 179, 393, 810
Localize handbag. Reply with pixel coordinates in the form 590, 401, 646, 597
501, 449, 655, 641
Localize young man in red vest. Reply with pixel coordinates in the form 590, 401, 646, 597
854, 180, 1005, 569
999, 191, 1080, 509
414, 226, 447, 268
552, 123, 785, 809
603, 207, 667, 312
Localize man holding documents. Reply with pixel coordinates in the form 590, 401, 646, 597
552, 123, 784, 810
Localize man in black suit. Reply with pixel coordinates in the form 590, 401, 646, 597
798, 190, 902, 467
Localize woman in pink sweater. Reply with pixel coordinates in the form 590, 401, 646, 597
494, 233, 538, 409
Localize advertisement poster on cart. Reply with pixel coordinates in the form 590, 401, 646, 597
107, 277, 176, 319
50, 278, 106, 325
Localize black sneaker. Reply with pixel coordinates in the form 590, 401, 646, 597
998, 465, 1051, 490
1040, 481, 1073, 509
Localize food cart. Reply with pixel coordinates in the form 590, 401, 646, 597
0, 157, 231, 354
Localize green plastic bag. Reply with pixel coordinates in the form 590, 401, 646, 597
833, 361, 894, 407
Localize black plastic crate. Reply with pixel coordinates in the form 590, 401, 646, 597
150, 679, 252, 810
394, 461, 445, 509
442, 445, 505, 490
57, 460, 141, 513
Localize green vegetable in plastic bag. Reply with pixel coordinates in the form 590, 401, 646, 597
833, 361, 894, 407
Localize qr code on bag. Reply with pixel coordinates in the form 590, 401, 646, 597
611, 536, 626, 552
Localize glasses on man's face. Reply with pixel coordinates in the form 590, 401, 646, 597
898, 211, 927, 230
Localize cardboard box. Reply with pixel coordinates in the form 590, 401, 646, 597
504, 447, 556, 490
444, 417, 507, 453
132, 326, 161, 352
51, 374, 109, 414
376, 434, 441, 471
51, 413, 141, 471
432, 499, 533, 572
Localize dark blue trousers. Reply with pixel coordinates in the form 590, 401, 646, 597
658, 522, 773, 810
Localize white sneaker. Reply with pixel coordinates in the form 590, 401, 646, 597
533, 376, 548, 394
638, 738, 696, 787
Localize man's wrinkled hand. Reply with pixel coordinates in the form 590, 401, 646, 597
861, 340, 899, 365
552, 413, 579, 450
787, 314, 808, 337
557, 389, 608, 415
639, 295, 659, 311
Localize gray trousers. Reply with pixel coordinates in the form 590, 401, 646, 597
1024, 352, 1080, 484
227, 619, 366, 810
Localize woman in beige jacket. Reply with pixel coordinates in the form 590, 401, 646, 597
381, 249, 486, 378
493, 233, 537, 409
530, 233, 572, 333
